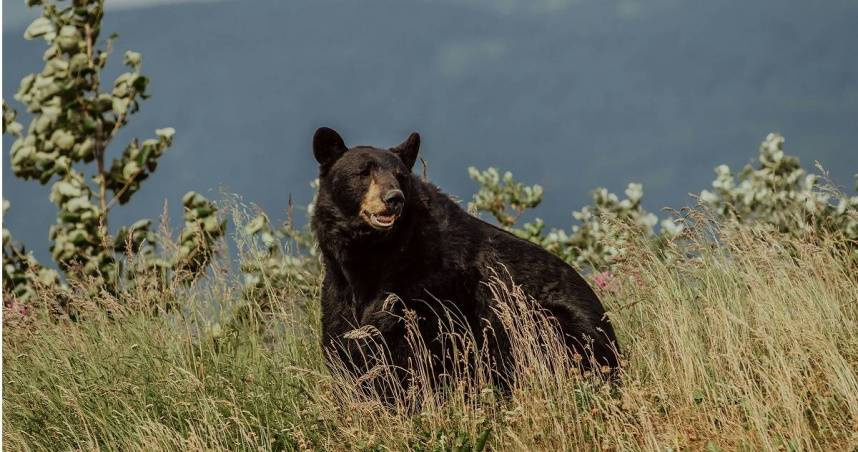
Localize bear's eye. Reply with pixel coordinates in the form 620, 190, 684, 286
359, 164, 373, 177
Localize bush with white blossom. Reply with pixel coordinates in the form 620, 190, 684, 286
699, 133, 858, 245
468, 169, 681, 271
470, 133, 856, 271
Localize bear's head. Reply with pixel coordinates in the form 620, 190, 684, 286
313, 127, 420, 231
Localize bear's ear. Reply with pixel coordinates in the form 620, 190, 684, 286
391, 132, 420, 171
313, 127, 348, 167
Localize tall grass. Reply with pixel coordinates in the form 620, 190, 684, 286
4, 209, 858, 451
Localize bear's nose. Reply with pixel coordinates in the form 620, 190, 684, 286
383, 189, 405, 210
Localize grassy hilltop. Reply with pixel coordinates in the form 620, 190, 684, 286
4, 207, 857, 451
3, 2, 857, 449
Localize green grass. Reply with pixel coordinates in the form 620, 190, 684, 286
4, 214, 858, 451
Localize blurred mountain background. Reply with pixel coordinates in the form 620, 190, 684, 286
4, 0, 858, 264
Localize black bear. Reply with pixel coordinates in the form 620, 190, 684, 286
311, 127, 620, 392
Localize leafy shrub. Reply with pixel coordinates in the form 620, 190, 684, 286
3, 0, 224, 302
2, 200, 60, 304
700, 133, 858, 261
468, 168, 680, 271
240, 208, 321, 309
469, 133, 856, 272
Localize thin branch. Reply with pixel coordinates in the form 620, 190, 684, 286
84, 24, 93, 66
85, 23, 108, 231
105, 161, 145, 210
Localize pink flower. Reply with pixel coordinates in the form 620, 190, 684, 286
4, 300, 30, 318
593, 271, 618, 293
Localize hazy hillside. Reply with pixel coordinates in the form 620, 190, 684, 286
4, 0, 858, 263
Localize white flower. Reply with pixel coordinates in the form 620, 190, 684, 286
699, 190, 718, 204
625, 183, 643, 202
660, 219, 684, 236
641, 212, 658, 228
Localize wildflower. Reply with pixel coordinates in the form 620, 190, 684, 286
592, 271, 618, 293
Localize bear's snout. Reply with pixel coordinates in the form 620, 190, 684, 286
359, 177, 403, 230
383, 189, 404, 211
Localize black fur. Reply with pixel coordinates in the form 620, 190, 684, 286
311, 127, 620, 391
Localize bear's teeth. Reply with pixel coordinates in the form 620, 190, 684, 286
371, 214, 395, 227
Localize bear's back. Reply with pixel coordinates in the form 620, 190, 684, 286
412, 179, 619, 370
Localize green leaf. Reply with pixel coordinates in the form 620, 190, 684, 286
69, 53, 89, 73
203, 216, 221, 233
123, 50, 142, 68
132, 75, 149, 92
6, 121, 23, 136
51, 129, 76, 151
42, 43, 60, 60
54, 181, 82, 198
692, 388, 705, 405
114, 72, 135, 85
49, 58, 70, 75
123, 161, 141, 180
15, 74, 35, 100
182, 191, 203, 207
11, 144, 35, 166
138, 146, 152, 166
96, 94, 113, 112
112, 83, 129, 98
24, 17, 55, 41
112, 97, 127, 115
69, 229, 91, 245
244, 215, 267, 236
474, 427, 491, 452
58, 25, 78, 38
40, 104, 62, 120
59, 210, 80, 222
65, 196, 92, 212
56, 25, 80, 51
74, 138, 94, 160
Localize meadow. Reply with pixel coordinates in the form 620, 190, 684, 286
5, 2, 857, 449
4, 207, 857, 451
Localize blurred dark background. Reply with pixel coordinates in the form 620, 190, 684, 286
4, 0, 858, 264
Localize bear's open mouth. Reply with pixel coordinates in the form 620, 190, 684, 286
362, 210, 399, 229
